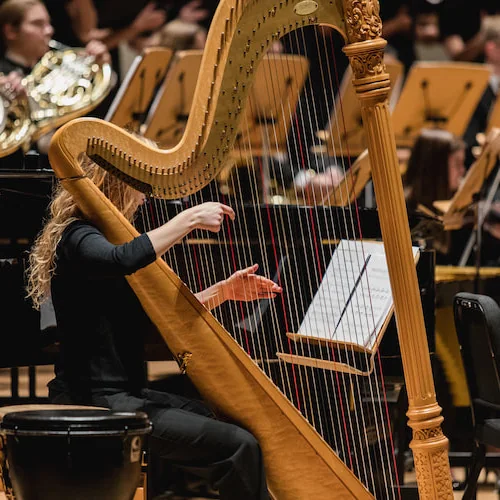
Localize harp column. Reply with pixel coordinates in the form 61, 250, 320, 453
342, 1, 453, 498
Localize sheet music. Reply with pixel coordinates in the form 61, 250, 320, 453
297, 240, 419, 351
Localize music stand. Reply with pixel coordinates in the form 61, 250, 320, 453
315, 60, 404, 158
233, 54, 309, 158
321, 149, 370, 206
391, 62, 491, 149
436, 128, 500, 232
143, 52, 309, 154
105, 47, 173, 132
143, 51, 309, 201
142, 50, 203, 148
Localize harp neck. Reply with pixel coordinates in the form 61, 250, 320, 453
49, 0, 353, 198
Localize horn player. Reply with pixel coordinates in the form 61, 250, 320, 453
0, 0, 110, 168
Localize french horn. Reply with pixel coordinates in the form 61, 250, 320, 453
0, 40, 113, 159
0, 83, 32, 157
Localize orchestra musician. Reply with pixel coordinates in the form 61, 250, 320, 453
403, 128, 467, 263
26, 154, 282, 499
0, 0, 110, 168
464, 18, 500, 165
0, 0, 109, 81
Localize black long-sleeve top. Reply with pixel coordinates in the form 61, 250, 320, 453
48, 220, 157, 403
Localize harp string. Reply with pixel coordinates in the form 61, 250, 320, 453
321, 31, 400, 494
286, 26, 365, 473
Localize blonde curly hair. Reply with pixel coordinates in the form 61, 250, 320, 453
27, 154, 143, 310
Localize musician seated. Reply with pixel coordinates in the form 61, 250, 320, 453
403, 128, 467, 263
0, 0, 109, 78
0, 0, 110, 165
463, 17, 500, 165
26, 154, 281, 500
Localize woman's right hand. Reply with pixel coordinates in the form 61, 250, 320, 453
147, 202, 235, 258
188, 202, 235, 232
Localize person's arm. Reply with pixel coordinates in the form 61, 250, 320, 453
195, 264, 282, 310
100, 3, 166, 50
444, 32, 486, 62
63, 202, 235, 276
382, 6, 412, 39
65, 0, 103, 44
146, 202, 235, 257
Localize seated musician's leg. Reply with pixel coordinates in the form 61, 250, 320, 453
91, 389, 270, 500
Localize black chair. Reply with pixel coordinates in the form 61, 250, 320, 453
453, 292, 500, 499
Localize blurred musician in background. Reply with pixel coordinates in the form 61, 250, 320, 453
0, 0, 110, 167
26, 155, 281, 499
464, 18, 500, 165
0, 0, 109, 78
440, 0, 500, 62
380, 0, 415, 73
404, 128, 466, 262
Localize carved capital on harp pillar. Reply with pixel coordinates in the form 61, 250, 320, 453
343, 0, 382, 43
343, 38, 390, 104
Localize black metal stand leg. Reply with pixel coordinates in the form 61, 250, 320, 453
463, 441, 486, 500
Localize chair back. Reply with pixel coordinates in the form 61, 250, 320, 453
454, 292, 500, 414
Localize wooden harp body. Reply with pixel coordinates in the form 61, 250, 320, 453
49, 1, 453, 498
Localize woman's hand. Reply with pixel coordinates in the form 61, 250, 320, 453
188, 202, 235, 232
221, 264, 282, 302
147, 202, 234, 259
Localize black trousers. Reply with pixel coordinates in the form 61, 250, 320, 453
52, 388, 269, 500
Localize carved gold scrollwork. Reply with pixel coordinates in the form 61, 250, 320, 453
349, 51, 385, 79
343, 0, 382, 43
413, 426, 444, 441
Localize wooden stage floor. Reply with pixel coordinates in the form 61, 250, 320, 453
0, 363, 497, 499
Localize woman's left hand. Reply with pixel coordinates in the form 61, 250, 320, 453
222, 264, 282, 302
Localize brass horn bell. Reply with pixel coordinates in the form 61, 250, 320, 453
0, 41, 113, 159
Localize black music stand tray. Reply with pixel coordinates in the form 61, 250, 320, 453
392, 62, 491, 149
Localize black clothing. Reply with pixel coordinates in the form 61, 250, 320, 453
43, 0, 83, 47
51, 388, 268, 500
379, 0, 416, 73
49, 220, 156, 399
0, 56, 31, 77
440, 0, 499, 44
48, 220, 269, 500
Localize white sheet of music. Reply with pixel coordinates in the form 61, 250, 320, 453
297, 240, 419, 351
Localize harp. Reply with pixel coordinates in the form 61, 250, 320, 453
48, 1, 453, 498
